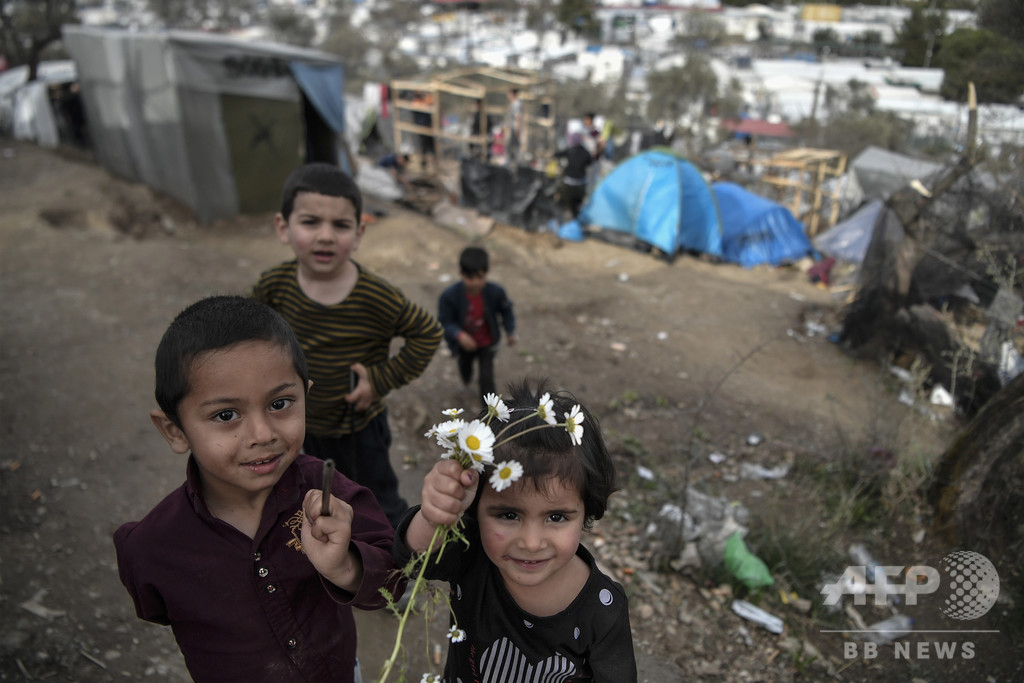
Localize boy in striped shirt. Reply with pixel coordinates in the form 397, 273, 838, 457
253, 163, 443, 527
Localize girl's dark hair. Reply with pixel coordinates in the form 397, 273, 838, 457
279, 162, 363, 221
153, 296, 308, 427
475, 380, 617, 529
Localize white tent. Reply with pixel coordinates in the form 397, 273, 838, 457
62, 26, 353, 223
0, 61, 77, 148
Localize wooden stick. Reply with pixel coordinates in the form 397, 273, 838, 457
321, 459, 335, 517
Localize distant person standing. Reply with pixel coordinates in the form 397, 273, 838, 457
438, 246, 516, 402
554, 133, 594, 219
504, 88, 523, 166
582, 112, 604, 159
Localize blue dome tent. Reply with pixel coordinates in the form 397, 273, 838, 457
577, 151, 722, 259
712, 182, 814, 268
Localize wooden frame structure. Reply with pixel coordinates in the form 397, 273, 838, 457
391, 66, 556, 170
759, 148, 847, 236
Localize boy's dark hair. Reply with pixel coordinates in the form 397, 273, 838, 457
278, 162, 363, 222
459, 246, 489, 277
475, 380, 617, 530
154, 295, 309, 427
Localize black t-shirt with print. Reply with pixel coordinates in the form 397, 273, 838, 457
394, 508, 638, 682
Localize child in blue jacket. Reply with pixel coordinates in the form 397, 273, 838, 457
438, 246, 516, 401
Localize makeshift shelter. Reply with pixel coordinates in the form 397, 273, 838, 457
844, 146, 943, 204
758, 147, 846, 237
390, 66, 556, 168
578, 151, 721, 259
62, 26, 353, 223
712, 182, 813, 268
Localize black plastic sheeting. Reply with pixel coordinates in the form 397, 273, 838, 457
460, 158, 561, 232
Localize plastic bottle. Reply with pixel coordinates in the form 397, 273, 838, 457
863, 614, 913, 644
731, 599, 784, 634
849, 543, 900, 605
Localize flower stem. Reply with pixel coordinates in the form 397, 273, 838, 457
493, 421, 564, 448
377, 524, 446, 683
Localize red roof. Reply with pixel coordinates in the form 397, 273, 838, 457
722, 119, 795, 139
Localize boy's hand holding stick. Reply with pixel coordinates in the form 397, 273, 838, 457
321, 459, 335, 516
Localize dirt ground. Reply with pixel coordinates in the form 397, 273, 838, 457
1, 140, 1018, 682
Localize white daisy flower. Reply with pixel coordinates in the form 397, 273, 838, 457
442, 407, 464, 417
458, 419, 495, 471
564, 404, 585, 446
484, 393, 510, 422
420, 674, 441, 683
447, 625, 467, 643
489, 460, 524, 492
433, 419, 465, 449
536, 392, 557, 425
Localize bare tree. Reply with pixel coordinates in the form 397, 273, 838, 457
0, 0, 77, 81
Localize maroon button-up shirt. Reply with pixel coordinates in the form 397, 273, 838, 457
114, 454, 402, 682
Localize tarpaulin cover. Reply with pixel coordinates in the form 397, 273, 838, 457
849, 146, 943, 201
289, 62, 346, 134
813, 199, 884, 263
713, 181, 814, 268
578, 151, 721, 258
460, 158, 559, 232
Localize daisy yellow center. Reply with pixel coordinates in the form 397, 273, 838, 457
466, 435, 480, 450
500, 466, 512, 478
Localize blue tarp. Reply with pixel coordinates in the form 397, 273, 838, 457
289, 61, 351, 173
289, 62, 346, 133
578, 151, 722, 258
713, 182, 814, 268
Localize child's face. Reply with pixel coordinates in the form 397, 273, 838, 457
151, 340, 307, 508
275, 191, 364, 281
461, 271, 487, 296
477, 475, 586, 602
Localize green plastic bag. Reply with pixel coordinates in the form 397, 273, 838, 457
724, 531, 774, 589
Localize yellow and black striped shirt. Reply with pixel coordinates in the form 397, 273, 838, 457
252, 260, 443, 437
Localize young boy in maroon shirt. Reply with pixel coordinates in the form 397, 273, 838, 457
114, 295, 402, 683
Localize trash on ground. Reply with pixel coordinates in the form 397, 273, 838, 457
929, 385, 954, 407
739, 462, 790, 480
731, 599, 784, 634
723, 531, 774, 589
863, 614, 913, 644
20, 590, 66, 620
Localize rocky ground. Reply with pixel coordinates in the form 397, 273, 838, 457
1, 140, 1019, 682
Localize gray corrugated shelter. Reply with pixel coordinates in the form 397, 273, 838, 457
62, 26, 351, 223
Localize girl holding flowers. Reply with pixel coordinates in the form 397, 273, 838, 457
392, 380, 637, 682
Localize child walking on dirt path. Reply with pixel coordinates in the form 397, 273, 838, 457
251, 163, 443, 528
114, 295, 402, 683
438, 246, 516, 404
393, 380, 638, 682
